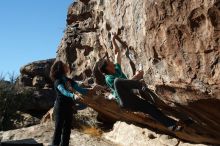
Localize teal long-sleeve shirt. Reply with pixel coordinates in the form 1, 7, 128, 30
56, 77, 88, 100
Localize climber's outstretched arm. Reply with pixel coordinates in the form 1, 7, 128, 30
112, 33, 125, 65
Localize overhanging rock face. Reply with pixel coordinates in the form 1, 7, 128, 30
77, 88, 220, 145
55, 0, 220, 144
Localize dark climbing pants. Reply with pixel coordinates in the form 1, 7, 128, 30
52, 100, 74, 146
114, 78, 176, 127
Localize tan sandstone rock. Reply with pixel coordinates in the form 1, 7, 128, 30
53, 0, 220, 144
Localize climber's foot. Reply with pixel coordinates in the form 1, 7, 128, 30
168, 124, 183, 132
177, 118, 194, 127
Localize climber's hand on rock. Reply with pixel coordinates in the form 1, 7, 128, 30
112, 32, 118, 40
136, 70, 144, 77
91, 85, 106, 95
74, 94, 82, 101
132, 70, 144, 80
93, 85, 105, 91
86, 85, 103, 96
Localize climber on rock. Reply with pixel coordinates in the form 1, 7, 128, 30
99, 33, 181, 131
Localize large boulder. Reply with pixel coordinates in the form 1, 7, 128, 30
20, 59, 55, 78
1, 111, 40, 131
18, 74, 32, 86
0, 81, 50, 131
32, 75, 46, 88
104, 121, 207, 146
61, 0, 220, 94
15, 59, 57, 116
15, 87, 56, 112
76, 91, 220, 145
52, 0, 220, 145
19, 59, 55, 88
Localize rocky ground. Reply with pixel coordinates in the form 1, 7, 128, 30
0, 122, 116, 146
0, 107, 116, 146
0, 120, 209, 146
0, 108, 211, 146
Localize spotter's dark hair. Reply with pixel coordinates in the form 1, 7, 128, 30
50, 60, 65, 81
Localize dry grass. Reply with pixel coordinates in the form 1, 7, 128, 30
79, 125, 103, 137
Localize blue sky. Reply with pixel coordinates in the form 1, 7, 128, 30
0, 0, 73, 80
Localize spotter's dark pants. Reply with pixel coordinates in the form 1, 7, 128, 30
52, 99, 74, 146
